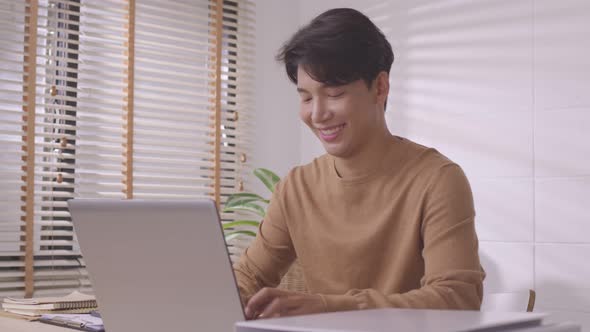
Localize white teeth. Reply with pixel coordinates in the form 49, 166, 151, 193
320, 124, 344, 135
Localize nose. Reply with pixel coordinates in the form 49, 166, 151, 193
311, 98, 331, 123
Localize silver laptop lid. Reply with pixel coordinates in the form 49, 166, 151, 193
68, 199, 245, 332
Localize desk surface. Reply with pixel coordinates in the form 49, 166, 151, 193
235, 308, 566, 332
0, 316, 70, 332
1, 310, 580, 332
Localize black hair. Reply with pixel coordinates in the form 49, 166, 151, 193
276, 8, 394, 90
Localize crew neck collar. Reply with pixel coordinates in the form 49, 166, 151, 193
330, 136, 407, 185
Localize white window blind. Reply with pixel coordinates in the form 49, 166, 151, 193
0, 0, 254, 298
0, 0, 28, 299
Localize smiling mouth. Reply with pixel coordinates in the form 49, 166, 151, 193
317, 123, 345, 141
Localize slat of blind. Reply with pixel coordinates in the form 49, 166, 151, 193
132, 39, 215, 56
133, 105, 213, 119
134, 83, 212, 99
133, 153, 216, 164
136, 21, 214, 47
134, 130, 215, 142
132, 184, 215, 192
134, 85, 214, 103
138, 1, 212, 24
134, 119, 214, 133
133, 145, 216, 157
130, 165, 215, 176
33, 279, 91, 289
34, 272, 89, 281
33, 259, 83, 267
131, 102, 212, 117
133, 174, 212, 184
33, 287, 93, 298
133, 193, 214, 200
133, 74, 211, 90
135, 65, 214, 81
130, 137, 212, 150
133, 100, 213, 115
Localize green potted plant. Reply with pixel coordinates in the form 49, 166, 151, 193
222, 168, 281, 241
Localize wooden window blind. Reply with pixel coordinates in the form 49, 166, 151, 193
0, 0, 254, 298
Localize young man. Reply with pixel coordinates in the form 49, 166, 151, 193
234, 8, 485, 319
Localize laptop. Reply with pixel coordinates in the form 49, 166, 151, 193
68, 199, 245, 332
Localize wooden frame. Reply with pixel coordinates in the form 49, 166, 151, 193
527, 289, 536, 312
213, 0, 223, 208
123, 0, 136, 199
22, 0, 39, 298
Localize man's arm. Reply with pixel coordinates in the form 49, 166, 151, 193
233, 181, 296, 304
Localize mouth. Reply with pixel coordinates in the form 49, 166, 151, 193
317, 123, 346, 142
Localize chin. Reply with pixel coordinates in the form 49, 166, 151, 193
322, 144, 349, 158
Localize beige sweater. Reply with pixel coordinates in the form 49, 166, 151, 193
234, 136, 485, 312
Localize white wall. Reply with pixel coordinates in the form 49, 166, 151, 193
299, 0, 590, 329
252, 0, 301, 189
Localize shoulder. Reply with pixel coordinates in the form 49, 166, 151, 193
280, 154, 332, 190
402, 138, 453, 167
399, 137, 461, 176
395, 139, 474, 220
277, 154, 333, 194
395, 137, 470, 193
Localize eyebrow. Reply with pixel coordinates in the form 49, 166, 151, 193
297, 85, 341, 93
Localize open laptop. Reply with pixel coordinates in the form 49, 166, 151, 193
68, 199, 245, 332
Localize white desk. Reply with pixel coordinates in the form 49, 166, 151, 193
0, 316, 70, 332
236, 308, 581, 332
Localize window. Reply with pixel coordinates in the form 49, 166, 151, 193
0, 0, 254, 298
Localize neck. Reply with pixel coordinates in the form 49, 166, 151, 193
334, 128, 395, 179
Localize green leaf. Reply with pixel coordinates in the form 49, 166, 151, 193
223, 202, 266, 218
254, 168, 281, 193
223, 193, 269, 212
222, 220, 261, 230
225, 230, 257, 241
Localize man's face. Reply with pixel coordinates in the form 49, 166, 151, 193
297, 66, 383, 158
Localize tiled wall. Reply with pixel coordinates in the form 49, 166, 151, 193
299, 0, 590, 329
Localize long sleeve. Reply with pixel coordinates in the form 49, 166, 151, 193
233, 181, 297, 302
319, 164, 485, 312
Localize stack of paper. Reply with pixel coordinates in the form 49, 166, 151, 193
1, 291, 98, 317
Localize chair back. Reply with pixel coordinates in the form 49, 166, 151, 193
481, 289, 536, 312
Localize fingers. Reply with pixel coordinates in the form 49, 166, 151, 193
245, 287, 286, 319
259, 296, 285, 318
259, 293, 303, 318
245, 288, 325, 320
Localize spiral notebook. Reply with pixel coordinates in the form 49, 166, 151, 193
2, 291, 97, 317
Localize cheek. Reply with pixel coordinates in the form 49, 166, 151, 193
299, 105, 311, 126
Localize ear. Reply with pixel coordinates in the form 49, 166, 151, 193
374, 71, 390, 109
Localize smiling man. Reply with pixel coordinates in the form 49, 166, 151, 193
233, 8, 485, 319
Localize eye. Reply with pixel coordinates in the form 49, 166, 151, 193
327, 91, 344, 98
301, 96, 312, 104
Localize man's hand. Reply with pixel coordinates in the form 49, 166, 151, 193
244, 287, 325, 319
